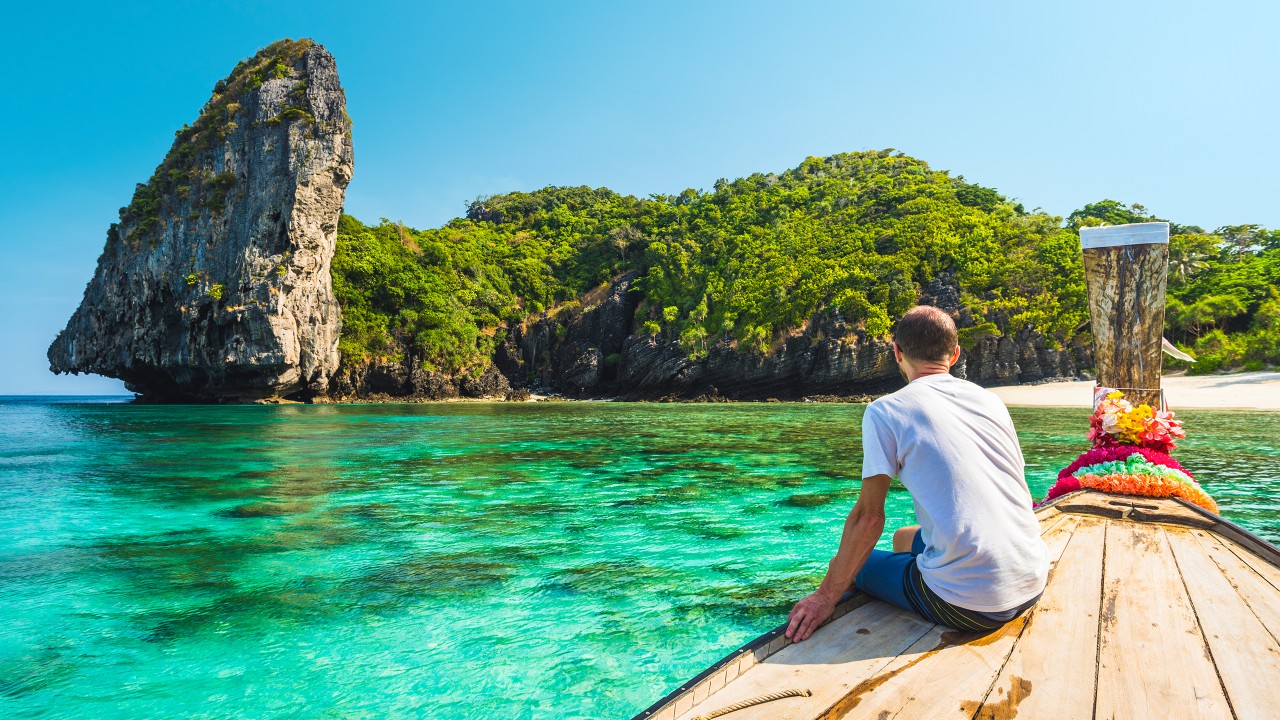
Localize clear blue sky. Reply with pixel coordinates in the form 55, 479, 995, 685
2, 1, 1276, 395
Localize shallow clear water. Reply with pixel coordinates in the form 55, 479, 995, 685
1, 398, 1277, 719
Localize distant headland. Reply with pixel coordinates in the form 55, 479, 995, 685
49, 39, 1280, 403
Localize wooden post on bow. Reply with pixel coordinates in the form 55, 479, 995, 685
1080, 222, 1170, 408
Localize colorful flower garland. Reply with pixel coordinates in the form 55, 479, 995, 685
1087, 390, 1184, 452
1043, 390, 1218, 513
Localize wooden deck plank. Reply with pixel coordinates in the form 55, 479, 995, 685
811, 514, 1081, 720
1095, 522, 1232, 720
673, 601, 933, 720
1191, 529, 1280, 645
1220, 532, 1280, 592
672, 513, 1073, 720
641, 493, 1280, 720
1169, 527, 1280, 720
969, 515, 1105, 720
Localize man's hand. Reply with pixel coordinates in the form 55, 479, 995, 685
785, 475, 891, 644
785, 590, 836, 642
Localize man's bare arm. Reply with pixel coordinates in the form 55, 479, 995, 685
785, 474, 891, 642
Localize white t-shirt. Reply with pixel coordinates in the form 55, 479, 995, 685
861, 373, 1049, 612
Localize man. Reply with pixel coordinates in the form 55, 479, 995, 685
786, 305, 1048, 640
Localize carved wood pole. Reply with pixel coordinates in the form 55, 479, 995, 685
1080, 222, 1170, 408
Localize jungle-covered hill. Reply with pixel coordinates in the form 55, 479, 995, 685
329, 150, 1279, 399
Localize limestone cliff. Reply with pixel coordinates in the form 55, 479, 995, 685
49, 39, 353, 401
493, 276, 903, 400
482, 272, 1089, 401
335, 269, 1090, 403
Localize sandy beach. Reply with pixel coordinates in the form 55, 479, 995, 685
991, 371, 1280, 410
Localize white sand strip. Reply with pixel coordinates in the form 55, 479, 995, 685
990, 372, 1280, 410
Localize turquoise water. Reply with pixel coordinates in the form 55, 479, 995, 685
2, 398, 1278, 719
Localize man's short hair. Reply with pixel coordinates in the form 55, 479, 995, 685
893, 306, 958, 362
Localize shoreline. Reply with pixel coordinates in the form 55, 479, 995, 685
989, 371, 1280, 410
12, 371, 1280, 410
319, 371, 1280, 410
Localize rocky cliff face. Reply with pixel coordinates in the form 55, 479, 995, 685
483, 272, 1090, 401
921, 271, 1093, 388
608, 317, 1087, 400
960, 330, 1091, 386
344, 270, 1090, 402
48, 39, 353, 402
494, 273, 643, 394
326, 360, 512, 402
614, 317, 900, 400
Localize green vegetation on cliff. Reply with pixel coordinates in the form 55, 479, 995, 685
636, 154, 1084, 356
332, 187, 661, 371
332, 150, 1278, 376
108, 38, 317, 251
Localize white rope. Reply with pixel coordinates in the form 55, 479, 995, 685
691, 688, 812, 720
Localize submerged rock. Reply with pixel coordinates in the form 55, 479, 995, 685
48, 39, 354, 402
217, 501, 310, 518
783, 493, 835, 508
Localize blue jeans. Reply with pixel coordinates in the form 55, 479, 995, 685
853, 530, 1040, 632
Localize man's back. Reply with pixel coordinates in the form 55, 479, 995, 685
862, 373, 1048, 612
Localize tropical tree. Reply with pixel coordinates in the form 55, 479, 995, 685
1065, 199, 1157, 229
1216, 224, 1263, 260
1180, 294, 1248, 337
1168, 233, 1217, 285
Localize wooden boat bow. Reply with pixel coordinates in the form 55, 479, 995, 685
633, 491, 1280, 720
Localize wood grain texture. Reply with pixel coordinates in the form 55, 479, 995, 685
1191, 529, 1280, 643
1223, 532, 1280, 590
1169, 528, 1280, 720
1095, 522, 1231, 719
673, 602, 932, 720
642, 497, 1280, 720
813, 514, 1080, 720
970, 516, 1103, 720
1082, 242, 1169, 407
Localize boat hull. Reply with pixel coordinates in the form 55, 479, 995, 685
633, 490, 1280, 720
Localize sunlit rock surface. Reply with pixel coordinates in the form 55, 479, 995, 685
49, 39, 353, 401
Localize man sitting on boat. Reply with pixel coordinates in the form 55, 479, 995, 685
787, 305, 1049, 639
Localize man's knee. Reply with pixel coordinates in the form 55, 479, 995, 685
893, 525, 921, 553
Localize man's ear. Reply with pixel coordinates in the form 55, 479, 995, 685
948, 345, 961, 366
892, 341, 902, 362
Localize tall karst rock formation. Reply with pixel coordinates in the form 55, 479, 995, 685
49, 39, 353, 401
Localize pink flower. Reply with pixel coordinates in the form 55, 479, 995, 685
1056, 446, 1193, 482
1045, 476, 1081, 500
1084, 390, 1184, 451
1043, 389, 1211, 508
